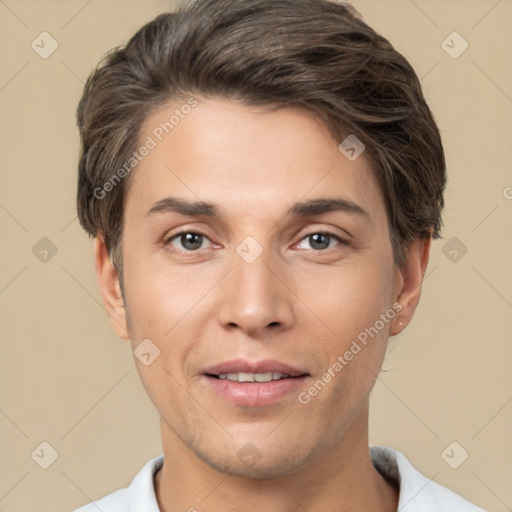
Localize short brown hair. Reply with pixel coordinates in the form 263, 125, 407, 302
77, 0, 446, 278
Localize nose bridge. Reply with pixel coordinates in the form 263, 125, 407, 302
217, 239, 294, 334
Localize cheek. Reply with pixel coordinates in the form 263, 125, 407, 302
122, 259, 216, 392
295, 253, 395, 403
123, 252, 210, 337
297, 255, 394, 343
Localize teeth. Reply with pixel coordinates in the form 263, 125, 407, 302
238, 372, 255, 382
218, 372, 289, 382
254, 372, 272, 382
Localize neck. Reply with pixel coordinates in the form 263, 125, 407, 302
155, 404, 398, 512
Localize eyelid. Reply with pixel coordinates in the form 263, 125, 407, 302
293, 231, 348, 251
294, 222, 352, 243
164, 228, 208, 242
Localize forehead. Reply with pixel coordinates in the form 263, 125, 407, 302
125, 96, 385, 225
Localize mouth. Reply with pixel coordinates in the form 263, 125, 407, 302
208, 371, 300, 382
202, 359, 310, 407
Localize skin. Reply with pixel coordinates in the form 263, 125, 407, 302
94, 97, 430, 512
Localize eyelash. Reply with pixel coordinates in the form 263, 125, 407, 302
163, 230, 348, 253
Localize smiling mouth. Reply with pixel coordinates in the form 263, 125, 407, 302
204, 371, 309, 406
206, 372, 306, 383
202, 359, 310, 406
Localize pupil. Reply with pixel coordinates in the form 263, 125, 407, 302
182, 233, 202, 250
310, 233, 329, 250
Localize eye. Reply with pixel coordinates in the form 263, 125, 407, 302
165, 231, 213, 251
295, 232, 345, 251
164, 230, 346, 253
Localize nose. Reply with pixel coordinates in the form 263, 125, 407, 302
216, 245, 295, 338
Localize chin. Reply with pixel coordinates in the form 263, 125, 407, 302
190, 438, 319, 480
201, 453, 306, 479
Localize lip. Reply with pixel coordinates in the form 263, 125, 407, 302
203, 358, 308, 377
202, 359, 309, 407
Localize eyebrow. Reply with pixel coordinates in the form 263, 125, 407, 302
146, 197, 369, 222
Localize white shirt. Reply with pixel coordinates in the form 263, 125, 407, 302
73, 445, 488, 511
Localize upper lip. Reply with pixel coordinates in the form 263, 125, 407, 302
203, 359, 309, 377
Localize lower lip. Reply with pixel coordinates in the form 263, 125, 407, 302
204, 375, 307, 406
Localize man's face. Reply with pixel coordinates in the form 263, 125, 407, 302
118, 97, 402, 477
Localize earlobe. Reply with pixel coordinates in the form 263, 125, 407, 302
93, 235, 130, 340
390, 234, 431, 336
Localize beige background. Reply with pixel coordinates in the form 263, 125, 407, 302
0, 0, 511, 511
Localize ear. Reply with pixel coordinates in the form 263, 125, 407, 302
390, 234, 431, 336
93, 234, 130, 340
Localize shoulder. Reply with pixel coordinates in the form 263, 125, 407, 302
71, 455, 164, 512
370, 445, 489, 512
